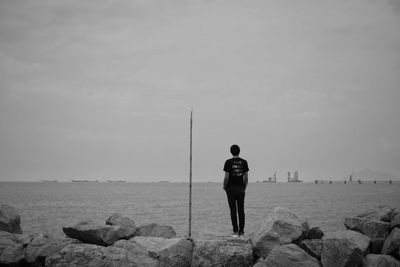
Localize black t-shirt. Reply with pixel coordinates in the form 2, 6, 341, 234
223, 157, 249, 188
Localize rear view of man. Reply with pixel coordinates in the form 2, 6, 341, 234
223, 144, 249, 237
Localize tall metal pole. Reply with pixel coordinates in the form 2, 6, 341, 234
188, 109, 193, 238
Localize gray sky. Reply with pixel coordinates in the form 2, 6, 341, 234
1, 0, 399, 182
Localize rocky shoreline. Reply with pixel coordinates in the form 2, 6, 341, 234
1, 204, 399, 266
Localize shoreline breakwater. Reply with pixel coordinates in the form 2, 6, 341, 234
1, 204, 400, 266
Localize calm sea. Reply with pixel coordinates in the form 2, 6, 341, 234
0, 182, 399, 239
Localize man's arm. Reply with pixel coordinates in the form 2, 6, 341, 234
223, 172, 229, 190
243, 172, 248, 191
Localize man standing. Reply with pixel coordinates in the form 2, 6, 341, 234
223, 144, 249, 237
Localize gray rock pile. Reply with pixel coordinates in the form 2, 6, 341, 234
0, 209, 180, 266
1, 204, 400, 266
344, 205, 400, 264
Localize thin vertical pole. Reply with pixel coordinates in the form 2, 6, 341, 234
188, 109, 193, 238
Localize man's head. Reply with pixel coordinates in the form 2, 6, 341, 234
230, 144, 240, 156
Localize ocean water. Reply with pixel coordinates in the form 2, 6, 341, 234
0, 182, 399, 239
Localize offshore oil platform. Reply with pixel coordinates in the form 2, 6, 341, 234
287, 170, 302, 182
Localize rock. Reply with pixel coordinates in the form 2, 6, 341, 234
0, 231, 25, 266
392, 214, 400, 229
305, 227, 324, 239
106, 213, 138, 233
254, 244, 320, 267
111, 238, 152, 255
133, 236, 193, 266
111, 239, 160, 265
251, 207, 309, 258
321, 230, 371, 267
63, 219, 137, 246
137, 223, 176, 238
358, 206, 397, 222
25, 233, 72, 266
0, 204, 23, 234
132, 237, 186, 254
191, 238, 253, 267
46, 241, 159, 266
345, 217, 391, 239
364, 254, 400, 267
298, 239, 323, 260
382, 228, 400, 260
158, 238, 193, 267
325, 230, 371, 252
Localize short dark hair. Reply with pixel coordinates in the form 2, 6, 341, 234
230, 145, 240, 156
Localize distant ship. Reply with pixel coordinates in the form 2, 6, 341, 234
42, 179, 58, 182
263, 171, 277, 183
158, 181, 170, 183
107, 180, 127, 183
287, 170, 302, 183
72, 180, 99, 183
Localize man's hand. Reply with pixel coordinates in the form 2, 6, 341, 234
243, 172, 248, 190
223, 172, 229, 191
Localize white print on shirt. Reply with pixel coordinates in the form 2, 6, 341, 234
232, 161, 243, 177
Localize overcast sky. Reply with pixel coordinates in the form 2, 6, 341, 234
0, 0, 399, 182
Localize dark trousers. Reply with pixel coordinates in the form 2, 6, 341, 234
226, 187, 245, 233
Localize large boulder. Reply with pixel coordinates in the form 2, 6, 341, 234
382, 228, 400, 260
0, 204, 22, 234
345, 217, 391, 240
357, 206, 397, 222
46, 241, 159, 266
0, 231, 25, 266
137, 223, 176, 238
133, 236, 193, 266
254, 243, 320, 267
63, 219, 137, 246
321, 230, 371, 267
251, 207, 309, 258
298, 239, 323, 260
191, 238, 253, 267
364, 254, 400, 267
